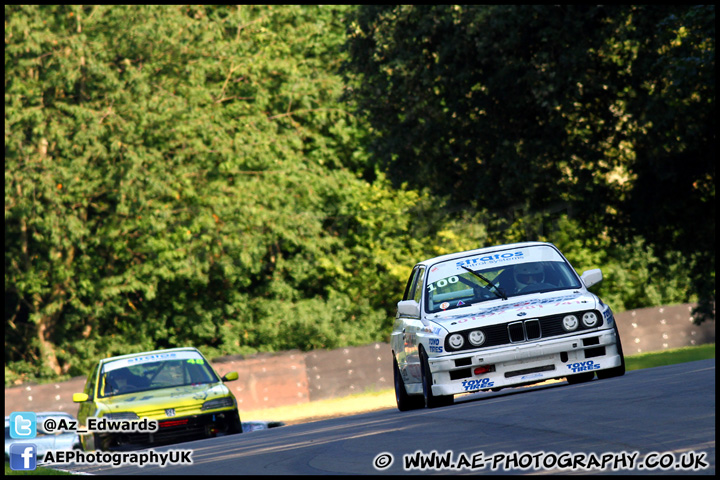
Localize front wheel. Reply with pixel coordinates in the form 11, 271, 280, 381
566, 371, 595, 385
419, 347, 453, 408
597, 323, 626, 379
226, 409, 244, 434
92, 433, 114, 451
393, 356, 424, 411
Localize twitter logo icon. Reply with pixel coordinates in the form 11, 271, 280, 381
9, 412, 36, 439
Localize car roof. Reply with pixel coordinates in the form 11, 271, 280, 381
98, 347, 203, 366
416, 241, 553, 267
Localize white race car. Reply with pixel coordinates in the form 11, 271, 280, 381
392, 241, 625, 410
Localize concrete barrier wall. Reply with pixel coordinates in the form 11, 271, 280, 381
614, 304, 714, 354
4, 303, 714, 416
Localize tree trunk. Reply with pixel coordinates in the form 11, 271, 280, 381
37, 317, 62, 375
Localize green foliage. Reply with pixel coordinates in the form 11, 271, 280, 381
549, 217, 696, 312
344, 5, 714, 231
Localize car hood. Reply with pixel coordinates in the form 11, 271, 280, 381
431, 291, 599, 333
96, 383, 231, 415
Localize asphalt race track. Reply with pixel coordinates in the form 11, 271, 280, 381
50, 359, 715, 475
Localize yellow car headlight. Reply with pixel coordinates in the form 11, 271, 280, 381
104, 412, 139, 420
201, 397, 234, 411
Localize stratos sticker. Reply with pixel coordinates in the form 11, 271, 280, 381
456, 252, 523, 268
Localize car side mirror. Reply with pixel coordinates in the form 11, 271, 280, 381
72, 393, 89, 403
580, 268, 603, 289
397, 300, 420, 317
222, 371, 239, 382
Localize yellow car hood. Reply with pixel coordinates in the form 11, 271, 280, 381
96, 383, 233, 419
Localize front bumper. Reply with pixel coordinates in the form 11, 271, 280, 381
428, 328, 622, 396
94, 409, 240, 450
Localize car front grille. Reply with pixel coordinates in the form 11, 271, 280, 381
525, 319, 541, 340
445, 310, 602, 352
97, 411, 236, 450
142, 403, 202, 418
508, 322, 525, 342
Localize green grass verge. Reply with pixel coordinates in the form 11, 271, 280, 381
5, 464, 72, 475
625, 343, 715, 371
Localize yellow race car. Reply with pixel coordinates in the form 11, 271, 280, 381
73, 347, 242, 451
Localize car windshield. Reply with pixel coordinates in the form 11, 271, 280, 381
424, 245, 582, 313
98, 351, 219, 398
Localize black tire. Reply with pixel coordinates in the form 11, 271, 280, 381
419, 347, 453, 408
93, 433, 113, 451
227, 409, 244, 434
566, 371, 595, 384
393, 356, 424, 411
597, 323, 626, 379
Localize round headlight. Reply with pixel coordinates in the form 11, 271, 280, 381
582, 311, 598, 327
562, 315, 579, 331
448, 333, 464, 350
468, 330, 486, 346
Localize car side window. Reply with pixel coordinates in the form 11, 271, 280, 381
402, 267, 420, 301
412, 267, 426, 303
85, 364, 98, 400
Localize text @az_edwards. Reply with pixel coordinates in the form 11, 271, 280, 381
42, 416, 158, 434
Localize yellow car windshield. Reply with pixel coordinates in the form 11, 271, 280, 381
98, 353, 219, 398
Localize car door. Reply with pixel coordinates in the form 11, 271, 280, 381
393, 265, 426, 385
392, 267, 419, 376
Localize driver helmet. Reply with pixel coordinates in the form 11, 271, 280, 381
109, 367, 145, 389
514, 263, 545, 289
